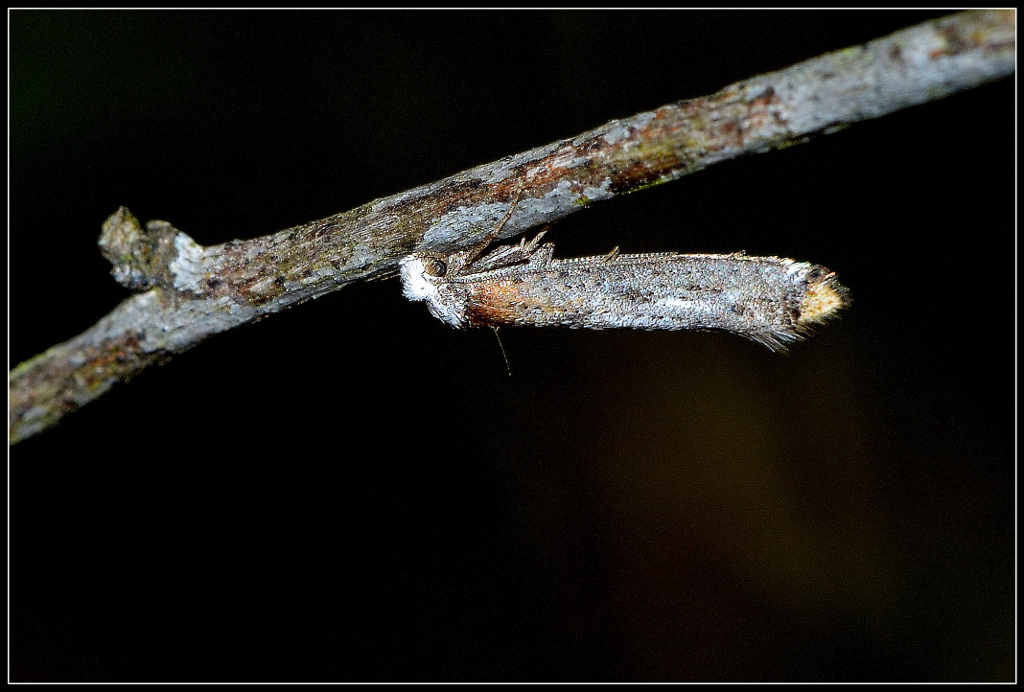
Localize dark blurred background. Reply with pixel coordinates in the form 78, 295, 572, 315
10, 10, 1014, 682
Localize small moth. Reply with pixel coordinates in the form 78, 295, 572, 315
400, 199, 849, 352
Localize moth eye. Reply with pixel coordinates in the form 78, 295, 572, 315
423, 257, 447, 277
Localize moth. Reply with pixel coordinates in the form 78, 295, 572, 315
400, 199, 849, 352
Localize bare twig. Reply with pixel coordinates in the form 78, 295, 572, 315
9, 10, 1015, 444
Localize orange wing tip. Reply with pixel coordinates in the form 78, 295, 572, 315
799, 267, 851, 327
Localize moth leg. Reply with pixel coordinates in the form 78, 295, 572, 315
470, 226, 552, 273
527, 243, 555, 268
463, 186, 525, 267
522, 227, 549, 254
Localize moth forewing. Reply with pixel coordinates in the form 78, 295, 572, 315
400, 234, 850, 352
399, 183, 848, 348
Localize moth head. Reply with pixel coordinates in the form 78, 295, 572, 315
399, 254, 442, 301
399, 252, 467, 328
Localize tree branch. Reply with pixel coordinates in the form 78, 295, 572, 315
9, 10, 1015, 444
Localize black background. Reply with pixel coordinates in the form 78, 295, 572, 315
10, 10, 1014, 682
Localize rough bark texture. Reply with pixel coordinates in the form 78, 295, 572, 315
9, 10, 1015, 444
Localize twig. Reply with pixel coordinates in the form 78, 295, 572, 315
8, 10, 1015, 444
